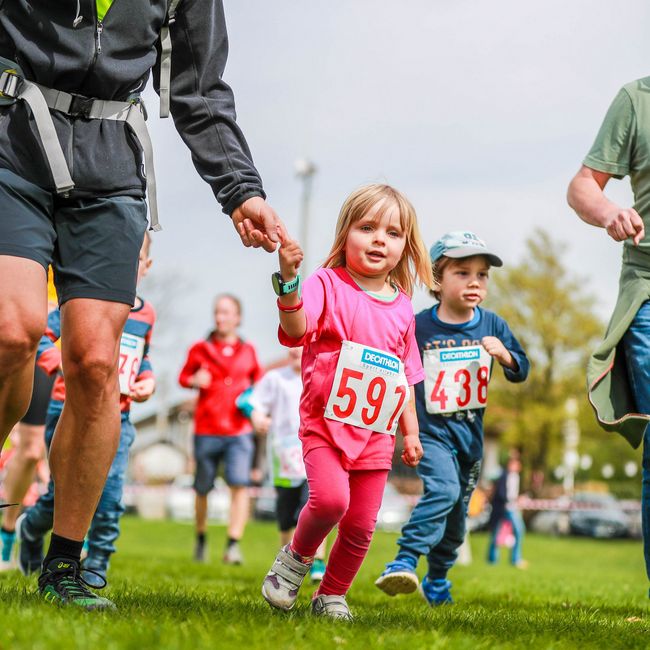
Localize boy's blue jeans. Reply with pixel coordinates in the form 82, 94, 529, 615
487, 508, 525, 565
622, 300, 650, 583
396, 435, 480, 580
22, 400, 135, 560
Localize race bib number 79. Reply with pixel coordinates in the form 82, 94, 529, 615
118, 333, 145, 396
324, 341, 409, 435
423, 345, 492, 415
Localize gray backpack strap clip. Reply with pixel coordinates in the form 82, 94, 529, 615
158, 0, 183, 118
0, 64, 75, 195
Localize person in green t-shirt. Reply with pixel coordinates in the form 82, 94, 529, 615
568, 78, 650, 596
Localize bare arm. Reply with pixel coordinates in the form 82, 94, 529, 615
399, 389, 423, 467
567, 165, 644, 244
277, 234, 306, 339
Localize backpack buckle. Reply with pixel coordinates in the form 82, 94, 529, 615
0, 70, 22, 99
68, 94, 95, 118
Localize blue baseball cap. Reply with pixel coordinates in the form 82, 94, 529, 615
429, 231, 503, 267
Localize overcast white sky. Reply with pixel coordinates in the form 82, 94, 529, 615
134, 0, 650, 416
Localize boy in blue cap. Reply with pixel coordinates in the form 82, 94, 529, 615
375, 231, 529, 605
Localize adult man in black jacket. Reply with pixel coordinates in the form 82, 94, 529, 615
0, 0, 284, 609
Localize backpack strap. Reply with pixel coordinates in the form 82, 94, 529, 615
159, 0, 183, 118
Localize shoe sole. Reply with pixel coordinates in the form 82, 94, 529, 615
261, 582, 295, 612
375, 571, 419, 596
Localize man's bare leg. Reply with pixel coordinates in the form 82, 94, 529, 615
47, 298, 130, 543
0, 257, 47, 450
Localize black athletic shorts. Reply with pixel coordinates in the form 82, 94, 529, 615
276, 481, 309, 532
0, 168, 148, 306
20, 366, 56, 426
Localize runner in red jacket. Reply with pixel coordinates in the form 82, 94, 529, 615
179, 294, 263, 565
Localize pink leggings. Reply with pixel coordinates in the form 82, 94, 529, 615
291, 445, 389, 596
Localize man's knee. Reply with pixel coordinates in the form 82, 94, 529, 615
0, 320, 42, 372
63, 346, 117, 389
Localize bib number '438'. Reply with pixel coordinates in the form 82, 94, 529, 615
423, 345, 492, 415
325, 341, 409, 435
118, 333, 145, 396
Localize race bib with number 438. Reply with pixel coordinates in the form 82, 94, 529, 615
423, 345, 492, 415
324, 341, 409, 435
118, 333, 145, 396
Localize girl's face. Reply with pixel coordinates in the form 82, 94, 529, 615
437, 256, 490, 312
344, 200, 407, 281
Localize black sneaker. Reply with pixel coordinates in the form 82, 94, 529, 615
38, 557, 115, 610
16, 513, 43, 576
194, 537, 207, 563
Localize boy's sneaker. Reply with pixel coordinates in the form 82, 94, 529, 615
81, 554, 110, 589
0, 527, 16, 571
419, 576, 453, 606
311, 594, 353, 621
310, 558, 326, 583
261, 545, 312, 611
374, 560, 419, 596
38, 557, 115, 611
223, 542, 243, 565
16, 513, 43, 576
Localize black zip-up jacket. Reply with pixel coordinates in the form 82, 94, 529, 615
0, 0, 265, 214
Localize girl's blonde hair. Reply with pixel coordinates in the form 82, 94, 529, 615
322, 184, 434, 296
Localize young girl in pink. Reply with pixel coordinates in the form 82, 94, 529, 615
261, 184, 434, 620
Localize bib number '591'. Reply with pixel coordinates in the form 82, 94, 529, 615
118, 333, 145, 395
423, 345, 492, 415
324, 341, 409, 435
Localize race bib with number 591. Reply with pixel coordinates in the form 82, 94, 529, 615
423, 345, 492, 415
324, 341, 409, 435
118, 333, 145, 396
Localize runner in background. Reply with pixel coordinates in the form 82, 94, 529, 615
375, 231, 529, 606
261, 183, 432, 620
16, 235, 155, 587
179, 295, 263, 566
238, 347, 327, 582
0, 270, 57, 569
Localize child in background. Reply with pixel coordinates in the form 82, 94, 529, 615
16, 234, 156, 589
239, 347, 327, 581
260, 184, 433, 620
375, 231, 529, 605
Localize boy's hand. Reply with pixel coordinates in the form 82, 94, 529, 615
481, 336, 514, 368
278, 232, 303, 282
130, 377, 155, 402
251, 410, 272, 435
193, 367, 212, 389
401, 433, 423, 467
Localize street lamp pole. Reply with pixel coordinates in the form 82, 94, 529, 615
295, 158, 317, 274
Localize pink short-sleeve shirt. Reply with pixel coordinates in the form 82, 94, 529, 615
279, 267, 424, 470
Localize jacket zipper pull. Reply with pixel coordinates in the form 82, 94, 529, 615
96, 21, 104, 54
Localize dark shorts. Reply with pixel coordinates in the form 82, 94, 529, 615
276, 481, 309, 532
193, 433, 254, 494
0, 168, 148, 305
20, 365, 56, 426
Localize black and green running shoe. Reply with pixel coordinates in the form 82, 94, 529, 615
38, 557, 116, 611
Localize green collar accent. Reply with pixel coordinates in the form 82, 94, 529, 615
351, 277, 399, 302
96, 0, 114, 22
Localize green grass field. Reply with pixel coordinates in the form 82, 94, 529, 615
0, 517, 648, 649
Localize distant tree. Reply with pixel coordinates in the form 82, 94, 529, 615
484, 229, 604, 475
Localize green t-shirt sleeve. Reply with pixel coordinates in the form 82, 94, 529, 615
583, 88, 637, 179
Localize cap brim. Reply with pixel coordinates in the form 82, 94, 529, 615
444, 246, 503, 267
